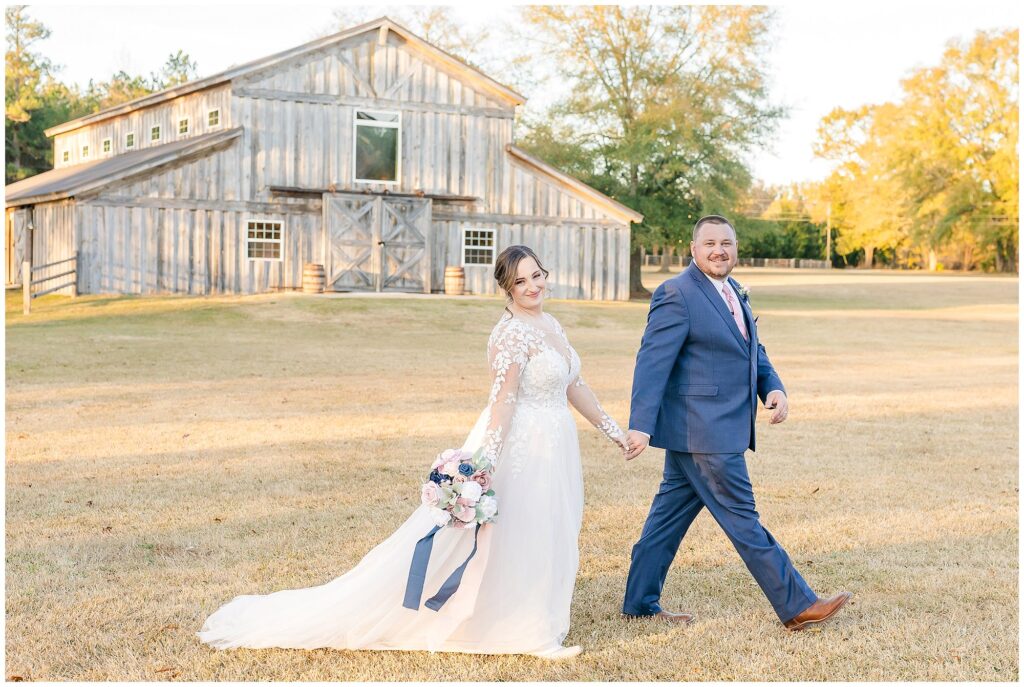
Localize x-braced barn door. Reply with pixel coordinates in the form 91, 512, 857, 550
323, 193, 431, 293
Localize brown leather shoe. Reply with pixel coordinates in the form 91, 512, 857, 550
783, 592, 852, 631
622, 609, 695, 624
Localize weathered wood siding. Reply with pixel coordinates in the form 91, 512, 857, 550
53, 85, 231, 169
6, 207, 29, 285
232, 30, 515, 204
75, 201, 321, 295
25, 200, 77, 296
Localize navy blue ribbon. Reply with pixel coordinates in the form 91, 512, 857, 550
402, 523, 482, 612
402, 524, 442, 610
425, 523, 481, 611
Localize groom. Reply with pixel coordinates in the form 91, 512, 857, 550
621, 215, 851, 631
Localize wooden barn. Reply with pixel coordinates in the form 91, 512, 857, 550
4, 16, 642, 301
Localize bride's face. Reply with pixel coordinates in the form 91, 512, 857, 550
509, 256, 546, 309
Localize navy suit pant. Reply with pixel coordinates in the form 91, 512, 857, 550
622, 450, 817, 623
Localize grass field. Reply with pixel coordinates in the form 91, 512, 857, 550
4, 267, 1018, 681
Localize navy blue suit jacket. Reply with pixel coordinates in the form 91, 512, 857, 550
628, 261, 785, 454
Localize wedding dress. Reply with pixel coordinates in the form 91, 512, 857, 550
197, 311, 625, 655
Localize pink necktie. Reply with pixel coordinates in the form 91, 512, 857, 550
723, 286, 748, 340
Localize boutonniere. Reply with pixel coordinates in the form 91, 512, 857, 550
734, 283, 750, 302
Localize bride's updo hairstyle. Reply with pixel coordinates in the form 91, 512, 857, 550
493, 245, 550, 317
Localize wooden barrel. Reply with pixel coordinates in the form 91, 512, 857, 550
444, 266, 465, 295
302, 263, 325, 293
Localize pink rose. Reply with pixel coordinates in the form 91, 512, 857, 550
453, 475, 467, 484
420, 482, 442, 507
456, 497, 474, 507
472, 471, 492, 491
454, 504, 476, 523
441, 461, 461, 477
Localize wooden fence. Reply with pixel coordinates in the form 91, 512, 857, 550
22, 253, 77, 314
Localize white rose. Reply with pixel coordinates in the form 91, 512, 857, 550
459, 481, 483, 503
430, 507, 452, 527
476, 495, 498, 520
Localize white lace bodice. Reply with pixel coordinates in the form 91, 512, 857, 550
481, 312, 625, 468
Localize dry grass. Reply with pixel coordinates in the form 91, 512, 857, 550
4, 267, 1018, 681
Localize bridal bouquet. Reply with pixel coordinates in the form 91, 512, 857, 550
420, 447, 498, 529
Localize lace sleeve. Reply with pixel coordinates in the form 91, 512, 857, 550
482, 317, 530, 467
550, 316, 626, 448
567, 372, 626, 447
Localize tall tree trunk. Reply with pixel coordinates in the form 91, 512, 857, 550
629, 245, 648, 298
928, 248, 937, 271
627, 161, 648, 298
658, 244, 674, 272
863, 245, 875, 269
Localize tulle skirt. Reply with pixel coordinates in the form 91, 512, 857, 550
196, 403, 584, 654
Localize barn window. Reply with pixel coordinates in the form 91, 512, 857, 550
82, 145, 89, 159
246, 220, 283, 261
207, 109, 220, 128
462, 228, 495, 266
151, 125, 161, 142
125, 132, 135, 148
62, 150, 69, 162
353, 110, 400, 184
178, 117, 189, 135
102, 138, 112, 154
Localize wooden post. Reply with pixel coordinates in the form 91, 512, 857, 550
22, 260, 30, 315
71, 251, 78, 297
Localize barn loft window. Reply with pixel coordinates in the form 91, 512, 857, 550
151, 125, 161, 142
62, 150, 69, 162
246, 220, 283, 261
82, 145, 90, 159
353, 110, 400, 184
462, 228, 495, 266
102, 138, 112, 154
125, 132, 135, 148
178, 117, 189, 135
207, 109, 220, 128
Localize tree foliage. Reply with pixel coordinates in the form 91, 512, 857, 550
5, 6, 199, 183
515, 6, 784, 293
811, 29, 1018, 271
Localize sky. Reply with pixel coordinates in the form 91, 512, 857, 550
22, 2, 1021, 187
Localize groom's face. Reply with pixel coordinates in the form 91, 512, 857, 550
690, 222, 738, 279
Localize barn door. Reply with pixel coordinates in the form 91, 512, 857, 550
323, 193, 431, 293
379, 197, 431, 292
323, 194, 377, 290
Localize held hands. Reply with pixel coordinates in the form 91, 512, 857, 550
765, 390, 789, 424
623, 429, 650, 461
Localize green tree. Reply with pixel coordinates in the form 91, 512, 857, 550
517, 5, 784, 295
5, 4, 53, 181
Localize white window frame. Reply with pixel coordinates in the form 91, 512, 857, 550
178, 117, 189, 135
352, 108, 401, 185
151, 125, 161, 142
245, 219, 284, 262
461, 227, 496, 267
101, 137, 112, 155
207, 108, 221, 129
125, 131, 135, 149
81, 144, 90, 159
61, 149, 70, 163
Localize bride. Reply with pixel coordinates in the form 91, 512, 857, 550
197, 245, 630, 659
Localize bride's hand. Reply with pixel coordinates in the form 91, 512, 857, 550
614, 433, 630, 455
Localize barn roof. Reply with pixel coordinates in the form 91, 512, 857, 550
506, 145, 645, 225
4, 127, 243, 207
43, 17, 525, 138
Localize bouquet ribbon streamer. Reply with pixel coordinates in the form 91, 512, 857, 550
402, 523, 482, 611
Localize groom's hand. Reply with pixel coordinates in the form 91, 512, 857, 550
624, 430, 650, 461
766, 390, 788, 424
